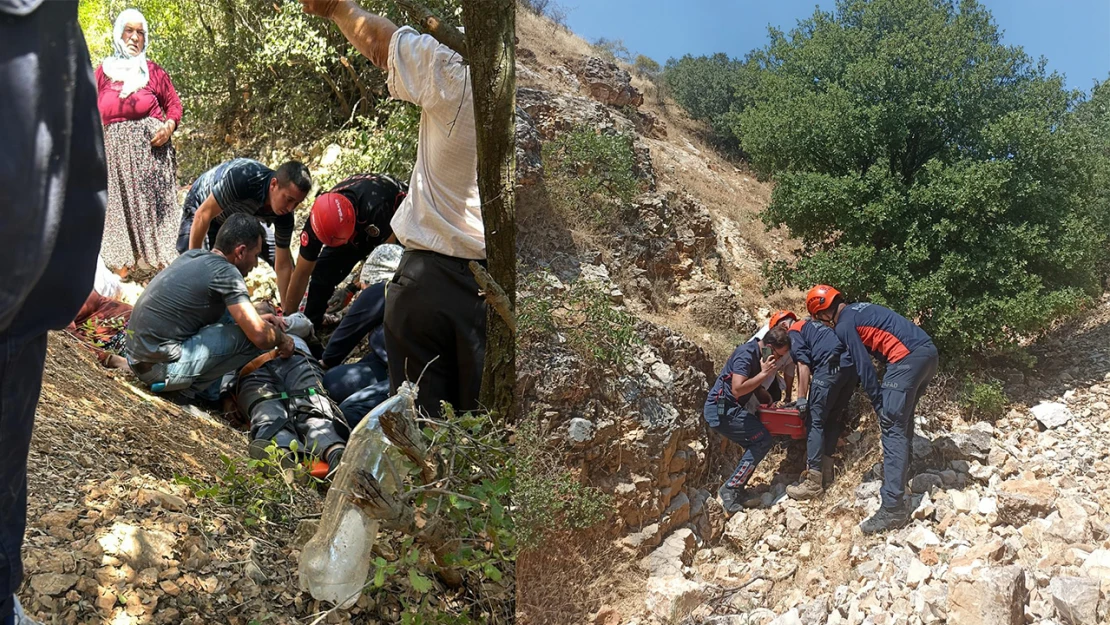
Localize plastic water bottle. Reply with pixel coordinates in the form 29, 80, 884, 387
298, 382, 417, 608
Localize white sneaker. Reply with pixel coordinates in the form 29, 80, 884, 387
13, 597, 44, 625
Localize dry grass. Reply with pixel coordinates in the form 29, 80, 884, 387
516, 529, 644, 625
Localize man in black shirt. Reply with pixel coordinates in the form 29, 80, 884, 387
177, 158, 312, 305
281, 173, 406, 327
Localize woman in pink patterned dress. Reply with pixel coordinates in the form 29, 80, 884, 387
95, 8, 182, 274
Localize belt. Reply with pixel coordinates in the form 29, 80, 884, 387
405, 248, 488, 269
238, 350, 279, 380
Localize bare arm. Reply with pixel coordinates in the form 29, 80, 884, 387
307, 0, 399, 70
730, 357, 778, 399
189, 193, 222, 250
283, 257, 316, 314
227, 300, 291, 352
274, 247, 295, 310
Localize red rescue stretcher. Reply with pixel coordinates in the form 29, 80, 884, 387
756, 405, 806, 439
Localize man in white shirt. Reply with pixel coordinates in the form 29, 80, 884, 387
750, 310, 798, 404
300, 0, 485, 419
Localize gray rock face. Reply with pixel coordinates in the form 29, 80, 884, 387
1031, 402, 1073, 429
570, 57, 644, 107
935, 427, 993, 463
1048, 576, 1100, 625
640, 528, 696, 578
947, 565, 1027, 625
514, 106, 543, 187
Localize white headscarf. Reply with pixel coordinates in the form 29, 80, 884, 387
101, 8, 150, 99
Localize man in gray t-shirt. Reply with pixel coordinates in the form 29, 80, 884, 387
127, 214, 295, 393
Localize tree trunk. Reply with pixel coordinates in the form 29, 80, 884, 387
460, 0, 516, 422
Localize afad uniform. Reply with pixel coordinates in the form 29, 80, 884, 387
703, 339, 774, 493
835, 303, 938, 509
788, 319, 858, 471
297, 173, 406, 327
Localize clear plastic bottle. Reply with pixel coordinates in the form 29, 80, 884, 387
298, 382, 417, 608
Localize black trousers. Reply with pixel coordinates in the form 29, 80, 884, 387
0, 2, 107, 618
383, 250, 487, 419
303, 239, 377, 328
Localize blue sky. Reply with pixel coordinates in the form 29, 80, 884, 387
561, 0, 1110, 92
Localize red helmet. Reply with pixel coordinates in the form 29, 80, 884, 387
806, 285, 842, 316
769, 310, 797, 329
309, 192, 356, 247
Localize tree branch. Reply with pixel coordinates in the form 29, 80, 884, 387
395, 0, 468, 59
470, 261, 516, 334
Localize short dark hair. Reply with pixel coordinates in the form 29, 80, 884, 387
274, 161, 312, 194
214, 213, 265, 254
764, 326, 791, 349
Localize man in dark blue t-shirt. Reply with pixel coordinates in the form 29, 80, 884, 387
785, 317, 858, 501
176, 158, 312, 306
703, 327, 791, 512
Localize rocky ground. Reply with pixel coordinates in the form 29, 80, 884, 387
19, 333, 498, 625
622, 297, 1110, 625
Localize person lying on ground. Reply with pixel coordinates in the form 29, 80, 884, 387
65, 290, 133, 370
238, 332, 348, 476
300, 0, 486, 420
749, 310, 798, 404
281, 173, 407, 326
703, 327, 792, 513
176, 158, 312, 301
785, 315, 858, 501
808, 285, 939, 534
126, 214, 295, 395
319, 244, 402, 398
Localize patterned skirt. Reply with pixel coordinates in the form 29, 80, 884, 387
101, 117, 181, 271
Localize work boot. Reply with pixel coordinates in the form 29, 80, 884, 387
718, 484, 761, 513
786, 470, 824, 500
821, 455, 836, 488
860, 503, 911, 535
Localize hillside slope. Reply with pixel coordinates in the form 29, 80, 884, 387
514, 7, 1110, 625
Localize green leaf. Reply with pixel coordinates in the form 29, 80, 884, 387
482, 563, 502, 582
408, 569, 433, 593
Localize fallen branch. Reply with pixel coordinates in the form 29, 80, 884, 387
395, 0, 468, 59
469, 261, 516, 334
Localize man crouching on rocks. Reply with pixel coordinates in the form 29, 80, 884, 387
125, 214, 295, 395
704, 327, 792, 513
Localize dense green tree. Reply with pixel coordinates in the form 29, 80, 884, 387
736, 0, 1108, 354
661, 53, 756, 151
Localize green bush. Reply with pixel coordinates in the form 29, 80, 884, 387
542, 127, 642, 226
661, 53, 757, 152
959, 376, 1008, 421
738, 0, 1109, 355
518, 271, 641, 368
78, 0, 456, 147
513, 418, 611, 550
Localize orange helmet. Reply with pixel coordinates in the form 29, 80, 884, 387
769, 310, 797, 329
806, 285, 841, 316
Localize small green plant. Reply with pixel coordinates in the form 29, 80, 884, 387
959, 375, 1008, 421
542, 127, 642, 227
174, 441, 306, 527
513, 418, 611, 550
518, 270, 641, 367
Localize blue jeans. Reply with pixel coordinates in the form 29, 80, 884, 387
337, 380, 391, 431
321, 281, 387, 370
133, 315, 262, 393
709, 404, 774, 490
